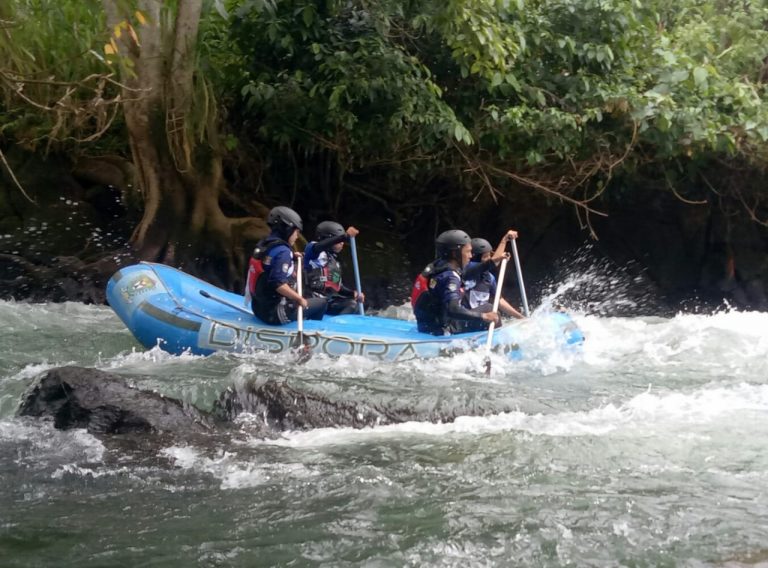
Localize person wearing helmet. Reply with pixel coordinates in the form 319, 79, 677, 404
246, 206, 327, 325
461, 230, 526, 329
303, 221, 365, 316
410, 229, 501, 335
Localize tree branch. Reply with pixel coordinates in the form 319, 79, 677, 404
0, 148, 36, 203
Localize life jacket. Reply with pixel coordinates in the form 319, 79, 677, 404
307, 249, 342, 295
244, 237, 290, 305
411, 262, 453, 310
463, 271, 495, 309
411, 264, 431, 308
411, 262, 461, 334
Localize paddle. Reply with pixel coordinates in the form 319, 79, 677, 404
293, 255, 312, 363
510, 238, 530, 317
199, 289, 255, 317
484, 256, 509, 375
348, 236, 365, 316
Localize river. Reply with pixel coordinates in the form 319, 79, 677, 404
1, 294, 767, 566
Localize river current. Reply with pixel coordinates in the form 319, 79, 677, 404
1, 291, 767, 566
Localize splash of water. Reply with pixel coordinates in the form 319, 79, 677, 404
537, 244, 666, 316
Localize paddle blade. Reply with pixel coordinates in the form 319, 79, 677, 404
292, 331, 313, 364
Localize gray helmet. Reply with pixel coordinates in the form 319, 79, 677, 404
267, 206, 302, 238
435, 229, 471, 260
315, 220, 345, 240
471, 238, 492, 261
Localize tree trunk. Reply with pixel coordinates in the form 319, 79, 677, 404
103, 0, 267, 290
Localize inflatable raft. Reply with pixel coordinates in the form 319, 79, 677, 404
106, 263, 583, 361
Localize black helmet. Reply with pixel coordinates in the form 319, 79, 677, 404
471, 238, 492, 261
267, 206, 302, 238
316, 220, 345, 240
435, 229, 471, 260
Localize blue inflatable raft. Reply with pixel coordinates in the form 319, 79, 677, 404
106, 262, 583, 361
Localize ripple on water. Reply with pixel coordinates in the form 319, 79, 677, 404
1, 300, 768, 565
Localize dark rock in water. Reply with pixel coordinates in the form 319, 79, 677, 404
17, 366, 216, 436
17, 366, 421, 438
212, 379, 423, 430
17, 366, 512, 457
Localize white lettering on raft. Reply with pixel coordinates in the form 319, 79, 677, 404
198, 320, 426, 361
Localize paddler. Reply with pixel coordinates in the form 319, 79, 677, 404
410, 229, 501, 335
245, 206, 327, 324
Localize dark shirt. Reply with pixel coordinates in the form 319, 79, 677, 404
414, 260, 488, 335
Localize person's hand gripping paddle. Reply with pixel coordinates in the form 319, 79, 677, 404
484, 256, 508, 375
293, 254, 312, 363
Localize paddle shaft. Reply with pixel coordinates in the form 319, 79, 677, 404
199, 290, 254, 317
510, 239, 530, 317
295, 255, 304, 336
349, 236, 365, 315
484, 257, 509, 351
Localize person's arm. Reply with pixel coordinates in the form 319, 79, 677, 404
490, 229, 518, 264
499, 298, 525, 319
441, 271, 499, 324
267, 248, 305, 302
487, 275, 525, 319
275, 283, 308, 308
338, 283, 355, 297
313, 226, 360, 253
313, 233, 347, 253
445, 299, 500, 324
463, 259, 495, 281
338, 281, 365, 302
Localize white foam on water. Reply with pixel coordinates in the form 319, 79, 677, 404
159, 445, 319, 489
52, 464, 125, 480
572, 309, 768, 378
624, 382, 768, 422
375, 302, 416, 321
99, 344, 207, 371
0, 419, 106, 463
205, 305, 744, 386
0, 299, 120, 328
248, 381, 768, 448
3, 361, 75, 383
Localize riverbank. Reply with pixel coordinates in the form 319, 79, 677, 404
2, 152, 766, 313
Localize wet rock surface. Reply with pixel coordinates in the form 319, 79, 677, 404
17, 366, 507, 451
17, 366, 218, 436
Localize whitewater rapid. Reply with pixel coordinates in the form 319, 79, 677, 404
2, 299, 767, 566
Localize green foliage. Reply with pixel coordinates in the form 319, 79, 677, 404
226, 0, 466, 164
0, 0, 124, 151
634, 0, 768, 160
2, 0, 767, 214
223, 0, 768, 206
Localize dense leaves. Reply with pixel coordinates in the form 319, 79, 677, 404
1, 0, 767, 220
221, 0, 768, 219
0, 0, 125, 153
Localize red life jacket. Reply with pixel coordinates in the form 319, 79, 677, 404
410, 262, 452, 308
411, 273, 430, 308
246, 237, 290, 297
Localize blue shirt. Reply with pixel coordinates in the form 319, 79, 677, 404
429, 261, 463, 307
262, 237, 294, 287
